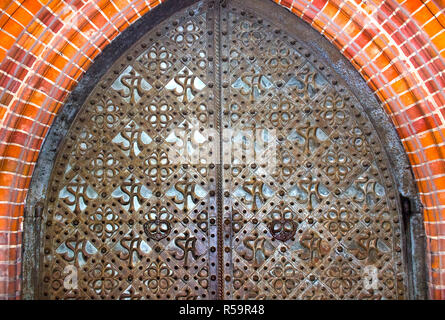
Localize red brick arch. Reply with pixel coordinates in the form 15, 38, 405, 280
0, 0, 444, 299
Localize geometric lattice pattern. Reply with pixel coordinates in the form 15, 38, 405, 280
41, 3, 216, 300
220, 3, 406, 300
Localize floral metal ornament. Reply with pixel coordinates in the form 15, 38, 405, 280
266, 204, 298, 241
143, 261, 175, 294
143, 206, 173, 241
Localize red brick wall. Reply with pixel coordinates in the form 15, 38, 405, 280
0, 0, 444, 299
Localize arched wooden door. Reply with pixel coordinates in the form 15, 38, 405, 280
26, 0, 416, 300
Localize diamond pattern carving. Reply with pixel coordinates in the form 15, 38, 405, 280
221, 3, 407, 301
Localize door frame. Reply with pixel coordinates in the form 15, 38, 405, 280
22, 0, 428, 299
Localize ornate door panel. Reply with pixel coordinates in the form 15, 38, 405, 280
36, 0, 409, 300
39, 1, 219, 300
220, 0, 407, 300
